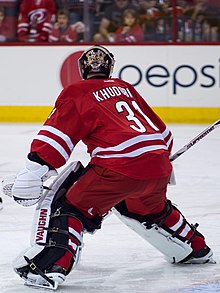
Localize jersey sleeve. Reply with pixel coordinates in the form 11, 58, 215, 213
40, 0, 57, 41
17, 0, 29, 41
30, 85, 96, 168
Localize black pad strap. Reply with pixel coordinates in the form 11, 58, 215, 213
59, 201, 103, 233
24, 256, 56, 287
114, 200, 173, 229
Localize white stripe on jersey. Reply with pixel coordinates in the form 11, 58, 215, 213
92, 133, 165, 157
161, 128, 170, 139
166, 135, 173, 148
41, 126, 74, 152
162, 128, 173, 148
92, 129, 171, 158
96, 145, 168, 159
35, 135, 70, 161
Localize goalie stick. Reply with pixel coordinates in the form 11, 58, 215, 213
170, 118, 220, 162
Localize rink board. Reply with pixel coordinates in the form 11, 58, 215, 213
0, 44, 220, 123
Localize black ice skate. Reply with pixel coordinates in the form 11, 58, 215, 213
23, 260, 66, 291
181, 246, 216, 264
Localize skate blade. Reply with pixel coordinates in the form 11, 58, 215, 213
183, 252, 216, 264
184, 257, 216, 264
24, 279, 58, 291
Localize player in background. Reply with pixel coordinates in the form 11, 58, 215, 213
2, 45, 215, 290
17, 0, 57, 42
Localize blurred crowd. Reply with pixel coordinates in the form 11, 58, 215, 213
0, 0, 220, 43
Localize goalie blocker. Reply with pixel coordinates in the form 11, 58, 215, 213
13, 161, 103, 290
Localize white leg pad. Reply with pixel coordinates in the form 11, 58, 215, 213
13, 161, 84, 274
31, 161, 83, 246
114, 208, 193, 264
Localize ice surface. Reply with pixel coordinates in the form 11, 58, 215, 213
0, 123, 220, 293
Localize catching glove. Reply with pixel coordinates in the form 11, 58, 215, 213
2, 158, 57, 207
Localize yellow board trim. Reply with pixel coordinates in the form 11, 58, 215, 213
0, 106, 220, 124
153, 107, 220, 124
0, 106, 53, 123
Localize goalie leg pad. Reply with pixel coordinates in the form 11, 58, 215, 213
114, 200, 214, 264
14, 204, 84, 283
13, 161, 85, 287
32, 211, 83, 273
113, 207, 192, 264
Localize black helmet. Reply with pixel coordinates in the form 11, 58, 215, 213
78, 45, 115, 80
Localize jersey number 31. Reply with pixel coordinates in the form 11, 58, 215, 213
115, 100, 159, 133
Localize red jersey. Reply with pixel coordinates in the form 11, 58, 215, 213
115, 25, 144, 42
17, 0, 56, 42
31, 78, 173, 180
49, 25, 77, 42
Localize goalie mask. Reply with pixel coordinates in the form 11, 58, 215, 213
78, 45, 115, 79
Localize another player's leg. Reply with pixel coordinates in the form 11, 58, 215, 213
114, 176, 215, 264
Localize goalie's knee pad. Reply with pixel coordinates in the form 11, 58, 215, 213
114, 200, 214, 264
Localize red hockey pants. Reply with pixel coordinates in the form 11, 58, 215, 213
65, 165, 169, 217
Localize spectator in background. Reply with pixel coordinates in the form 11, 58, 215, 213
55, 0, 63, 10
200, 17, 217, 41
0, 7, 10, 42
0, 0, 19, 41
160, 0, 192, 41
174, 0, 194, 41
95, 0, 114, 15
154, 17, 171, 41
94, 0, 114, 34
49, 9, 85, 42
60, 0, 96, 41
184, 0, 220, 41
93, 0, 136, 42
115, 9, 144, 42
137, 0, 164, 41
17, 0, 57, 42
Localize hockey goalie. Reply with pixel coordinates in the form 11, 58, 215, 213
1, 45, 215, 290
